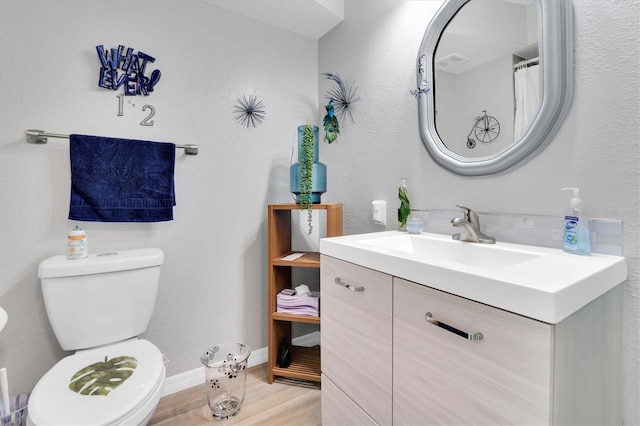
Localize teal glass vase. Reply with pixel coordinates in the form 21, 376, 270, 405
290, 125, 327, 204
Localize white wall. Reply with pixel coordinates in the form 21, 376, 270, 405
318, 0, 638, 422
0, 0, 317, 395
0, 0, 638, 423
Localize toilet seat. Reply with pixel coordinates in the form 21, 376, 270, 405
28, 339, 165, 426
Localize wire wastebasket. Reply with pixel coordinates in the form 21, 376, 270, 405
1, 393, 29, 426
201, 343, 251, 420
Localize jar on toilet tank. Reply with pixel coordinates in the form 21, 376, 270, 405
67, 226, 88, 259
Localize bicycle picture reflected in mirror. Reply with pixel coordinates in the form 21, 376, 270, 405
466, 110, 501, 149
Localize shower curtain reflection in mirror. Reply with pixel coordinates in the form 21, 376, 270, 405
514, 62, 541, 140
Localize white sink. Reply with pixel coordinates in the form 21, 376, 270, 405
360, 234, 541, 270
320, 231, 627, 324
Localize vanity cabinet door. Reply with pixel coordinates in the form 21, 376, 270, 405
393, 278, 553, 425
321, 255, 393, 425
321, 374, 378, 426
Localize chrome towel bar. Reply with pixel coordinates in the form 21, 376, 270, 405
25, 129, 198, 155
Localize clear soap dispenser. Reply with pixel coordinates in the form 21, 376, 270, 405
561, 188, 590, 255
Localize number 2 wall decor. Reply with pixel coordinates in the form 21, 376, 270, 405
96, 44, 161, 126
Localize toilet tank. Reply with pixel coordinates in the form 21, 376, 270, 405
38, 248, 164, 351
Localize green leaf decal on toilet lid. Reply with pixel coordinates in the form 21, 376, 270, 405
69, 355, 137, 396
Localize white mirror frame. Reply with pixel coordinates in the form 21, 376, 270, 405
418, 0, 573, 176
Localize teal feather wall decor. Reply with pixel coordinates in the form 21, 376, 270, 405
323, 99, 340, 143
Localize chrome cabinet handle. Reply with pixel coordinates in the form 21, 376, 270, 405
334, 277, 365, 292
425, 312, 483, 341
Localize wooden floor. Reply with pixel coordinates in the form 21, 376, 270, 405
148, 364, 322, 425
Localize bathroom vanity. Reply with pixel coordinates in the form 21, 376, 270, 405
319, 231, 627, 425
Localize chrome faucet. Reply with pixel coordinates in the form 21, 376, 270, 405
451, 205, 496, 244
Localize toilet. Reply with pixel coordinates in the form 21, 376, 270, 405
28, 248, 166, 426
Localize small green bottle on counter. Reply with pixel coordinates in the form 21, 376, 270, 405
398, 178, 410, 231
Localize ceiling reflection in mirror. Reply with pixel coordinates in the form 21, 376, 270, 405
434, 0, 539, 158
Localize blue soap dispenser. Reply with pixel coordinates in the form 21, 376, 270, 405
562, 187, 590, 255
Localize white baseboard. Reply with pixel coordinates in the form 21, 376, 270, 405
162, 331, 320, 397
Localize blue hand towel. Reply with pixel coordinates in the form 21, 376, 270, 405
69, 134, 176, 222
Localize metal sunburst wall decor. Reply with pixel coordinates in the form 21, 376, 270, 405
321, 73, 360, 124
233, 94, 266, 128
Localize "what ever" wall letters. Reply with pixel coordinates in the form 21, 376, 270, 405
96, 45, 161, 96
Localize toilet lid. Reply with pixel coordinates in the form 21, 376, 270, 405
28, 339, 164, 426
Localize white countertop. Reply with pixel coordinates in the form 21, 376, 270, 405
320, 231, 628, 324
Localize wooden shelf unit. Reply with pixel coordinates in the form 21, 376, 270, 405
267, 203, 343, 384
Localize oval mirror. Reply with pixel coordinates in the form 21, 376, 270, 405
417, 0, 573, 176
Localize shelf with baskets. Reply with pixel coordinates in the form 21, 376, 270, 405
267, 203, 343, 384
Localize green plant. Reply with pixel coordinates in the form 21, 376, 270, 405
398, 184, 410, 230
300, 124, 315, 234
